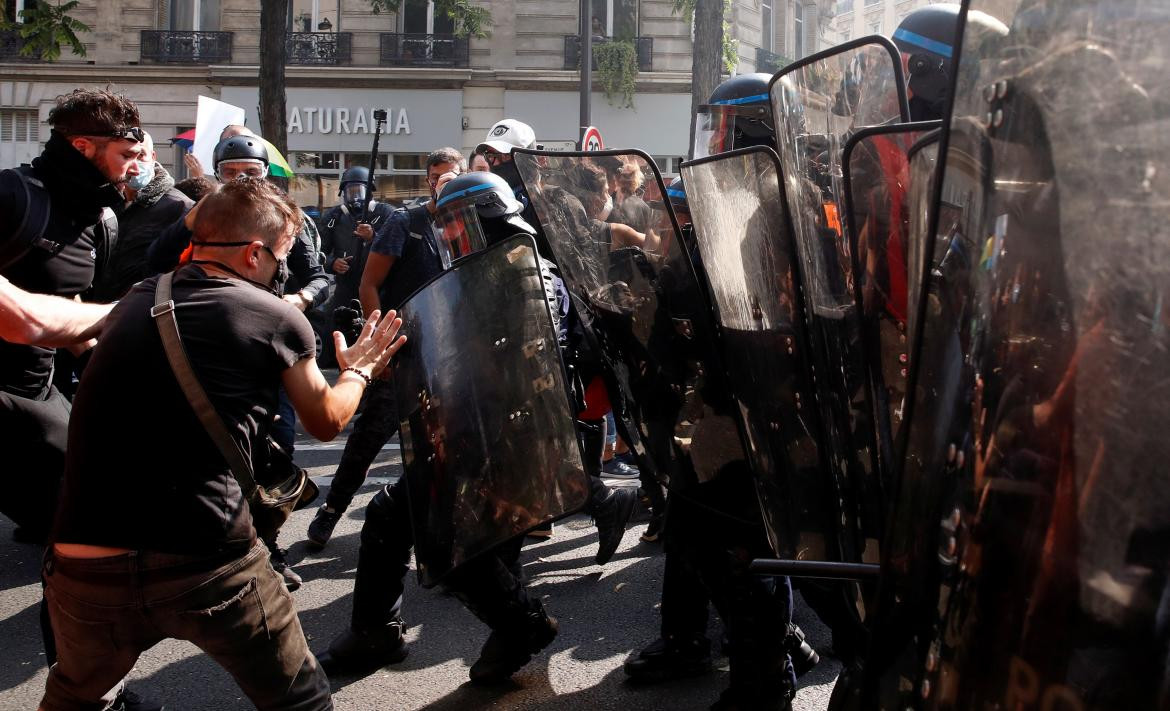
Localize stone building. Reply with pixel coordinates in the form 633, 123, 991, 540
1, 0, 837, 207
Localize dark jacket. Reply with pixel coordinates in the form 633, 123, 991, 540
92, 165, 193, 302
320, 201, 394, 299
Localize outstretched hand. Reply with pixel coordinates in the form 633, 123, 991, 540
335, 309, 406, 381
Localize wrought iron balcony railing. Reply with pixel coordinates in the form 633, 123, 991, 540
756, 47, 792, 74
140, 30, 233, 64
286, 32, 352, 65
563, 36, 653, 72
379, 33, 469, 68
0, 29, 40, 62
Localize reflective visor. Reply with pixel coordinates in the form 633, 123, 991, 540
434, 201, 490, 269
692, 103, 773, 159
343, 182, 368, 205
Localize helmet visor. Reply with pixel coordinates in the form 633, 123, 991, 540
692, 103, 774, 159
343, 182, 369, 206
434, 201, 490, 269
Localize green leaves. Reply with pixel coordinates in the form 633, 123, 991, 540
671, 0, 737, 74
367, 0, 492, 38
4, 0, 90, 61
594, 39, 639, 108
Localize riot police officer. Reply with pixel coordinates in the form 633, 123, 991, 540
891, 3, 961, 122
319, 170, 633, 683
316, 166, 394, 365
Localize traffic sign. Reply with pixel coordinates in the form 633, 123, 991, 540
581, 126, 604, 151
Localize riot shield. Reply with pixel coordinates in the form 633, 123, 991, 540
680, 146, 834, 560
861, 3, 1170, 708
841, 121, 941, 488
764, 38, 910, 567
511, 149, 750, 495
393, 235, 590, 587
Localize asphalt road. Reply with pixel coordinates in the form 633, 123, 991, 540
0, 426, 840, 710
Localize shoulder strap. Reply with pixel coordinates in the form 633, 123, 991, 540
0, 168, 54, 273
152, 272, 264, 500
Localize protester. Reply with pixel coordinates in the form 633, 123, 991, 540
42, 177, 405, 711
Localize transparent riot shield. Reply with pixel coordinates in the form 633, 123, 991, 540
393, 235, 590, 587
680, 146, 833, 560
861, 3, 1170, 708
765, 38, 910, 569
841, 121, 941, 488
511, 149, 743, 494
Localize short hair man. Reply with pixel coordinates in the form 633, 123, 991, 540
306, 146, 463, 548
41, 178, 405, 711
0, 88, 141, 541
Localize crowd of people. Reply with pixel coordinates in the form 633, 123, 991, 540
1, 85, 801, 711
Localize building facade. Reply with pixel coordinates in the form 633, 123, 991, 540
2, 0, 837, 208
825, 0, 948, 45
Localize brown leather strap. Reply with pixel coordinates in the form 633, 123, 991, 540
152, 271, 266, 502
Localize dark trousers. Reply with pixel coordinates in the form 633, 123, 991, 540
350, 477, 537, 635
326, 379, 399, 513
661, 469, 796, 707
41, 542, 332, 711
0, 386, 70, 538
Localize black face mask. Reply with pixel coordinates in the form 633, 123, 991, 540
190, 240, 289, 297
491, 160, 523, 190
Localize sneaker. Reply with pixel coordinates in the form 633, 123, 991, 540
601, 458, 641, 479
268, 547, 302, 592
526, 522, 554, 539
594, 487, 637, 565
469, 605, 558, 684
109, 690, 165, 711
640, 513, 664, 543
318, 620, 410, 676
307, 505, 342, 550
624, 636, 712, 683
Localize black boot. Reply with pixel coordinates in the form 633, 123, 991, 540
468, 602, 558, 684
624, 635, 712, 683
594, 486, 637, 565
318, 619, 409, 676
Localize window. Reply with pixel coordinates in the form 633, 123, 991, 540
761, 0, 773, 53
869, 19, 881, 34
591, 0, 638, 38
0, 109, 39, 143
401, 0, 454, 34
836, 0, 852, 13
284, 151, 430, 210
169, 0, 220, 31
840, 29, 851, 42
864, 0, 880, 6
793, 1, 804, 59
289, 0, 339, 32
346, 153, 391, 170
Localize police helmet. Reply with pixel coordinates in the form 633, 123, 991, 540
339, 165, 371, 209
892, 4, 961, 121
694, 73, 776, 158
213, 135, 269, 180
434, 171, 534, 268
665, 176, 688, 213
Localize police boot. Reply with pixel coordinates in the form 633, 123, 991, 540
468, 601, 558, 685
317, 619, 409, 676
593, 483, 637, 565
624, 635, 712, 683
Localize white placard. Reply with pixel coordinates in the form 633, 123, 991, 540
193, 96, 246, 175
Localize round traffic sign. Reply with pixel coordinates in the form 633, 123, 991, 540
582, 126, 604, 151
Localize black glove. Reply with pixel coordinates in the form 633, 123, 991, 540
333, 298, 366, 345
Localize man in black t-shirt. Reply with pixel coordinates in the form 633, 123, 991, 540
42, 179, 406, 711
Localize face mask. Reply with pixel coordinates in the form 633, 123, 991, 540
491, 160, 522, 190
127, 160, 154, 191
190, 240, 289, 297
268, 251, 290, 297
599, 194, 614, 220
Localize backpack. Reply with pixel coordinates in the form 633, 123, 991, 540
0, 167, 118, 278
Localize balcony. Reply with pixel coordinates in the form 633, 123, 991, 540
140, 30, 233, 64
286, 32, 352, 65
380, 33, 469, 67
756, 47, 792, 74
0, 29, 39, 62
563, 36, 653, 72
